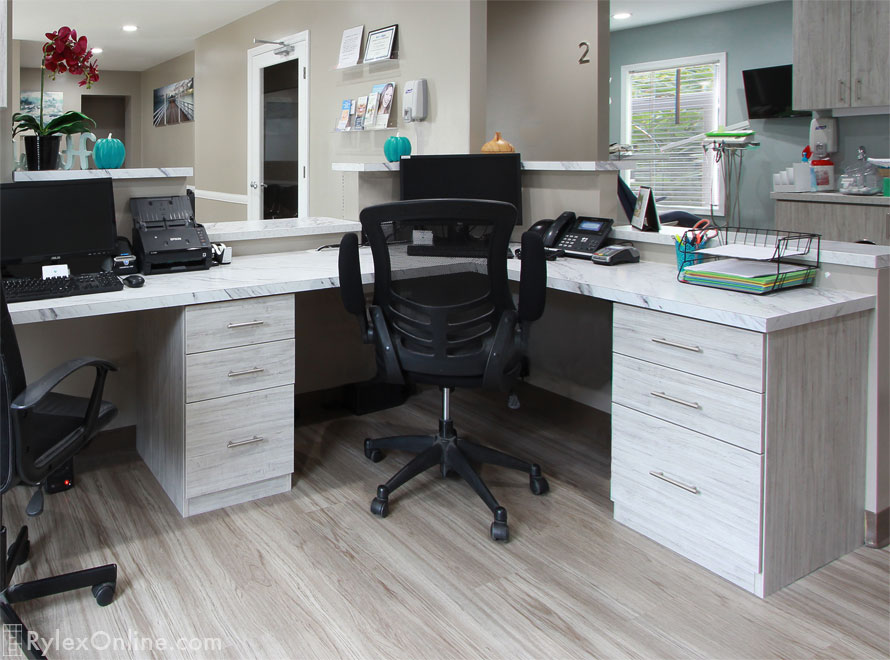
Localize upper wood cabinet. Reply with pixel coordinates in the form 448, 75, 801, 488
793, 0, 889, 111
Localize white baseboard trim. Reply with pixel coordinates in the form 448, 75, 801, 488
189, 186, 249, 205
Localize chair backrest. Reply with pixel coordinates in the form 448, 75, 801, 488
360, 199, 517, 382
1, 290, 27, 493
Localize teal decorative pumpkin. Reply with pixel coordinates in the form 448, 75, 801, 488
383, 135, 412, 163
93, 133, 126, 169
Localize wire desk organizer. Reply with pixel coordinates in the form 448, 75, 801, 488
677, 227, 821, 295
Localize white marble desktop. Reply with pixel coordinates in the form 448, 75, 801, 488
203, 217, 361, 242
13, 167, 193, 182
9, 248, 875, 332
610, 224, 890, 269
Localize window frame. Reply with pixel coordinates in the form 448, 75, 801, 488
620, 52, 727, 216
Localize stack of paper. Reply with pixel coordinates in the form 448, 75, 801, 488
681, 259, 815, 294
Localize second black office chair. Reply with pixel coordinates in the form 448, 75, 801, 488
1, 290, 118, 659
339, 199, 549, 541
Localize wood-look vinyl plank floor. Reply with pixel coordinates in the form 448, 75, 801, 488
2, 384, 888, 659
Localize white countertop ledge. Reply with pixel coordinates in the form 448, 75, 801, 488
203, 218, 361, 242
13, 167, 193, 181
771, 191, 890, 206
331, 161, 620, 173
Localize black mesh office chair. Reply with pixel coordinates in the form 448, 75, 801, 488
338, 199, 549, 541
1, 290, 118, 659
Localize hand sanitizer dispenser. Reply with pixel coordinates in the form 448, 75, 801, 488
403, 79, 428, 122
810, 114, 837, 153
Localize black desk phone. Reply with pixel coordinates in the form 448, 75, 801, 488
530, 212, 614, 258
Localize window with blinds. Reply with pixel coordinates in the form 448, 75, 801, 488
621, 53, 726, 215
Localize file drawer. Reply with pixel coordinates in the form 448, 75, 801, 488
611, 404, 763, 587
186, 295, 295, 354
612, 353, 764, 453
185, 385, 294, 498
186, 339, 295, 403
613, 304, 764, 392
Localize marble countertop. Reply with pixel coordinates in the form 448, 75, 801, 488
770, 191, 890, 206
13, 167, 193, 182
610, 224, 890, 269
9, 248, 875, 333
203, 217, 361, 242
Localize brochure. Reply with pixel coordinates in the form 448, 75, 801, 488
375, 82, 395, 129
336, 100, 351, 131
365, 84, 384, 130
354, 96, 368, 130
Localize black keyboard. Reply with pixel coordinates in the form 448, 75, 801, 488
407, 244, 514, 259
3, 272, 124, 303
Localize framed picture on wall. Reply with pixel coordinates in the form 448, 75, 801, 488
363, 24, 397, 63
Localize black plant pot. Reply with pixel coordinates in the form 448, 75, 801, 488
23, 135, 61, 171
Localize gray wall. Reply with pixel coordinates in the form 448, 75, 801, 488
487, 0, 609, 160
610, 0, 890, 229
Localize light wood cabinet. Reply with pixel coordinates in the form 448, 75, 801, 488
610, 304, 870, 596
774, 198, 890, 244
793, 0, 889, 110
137, 295, 296, 516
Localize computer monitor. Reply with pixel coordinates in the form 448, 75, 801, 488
1, 178, 118, 269
399, 153, 523, 224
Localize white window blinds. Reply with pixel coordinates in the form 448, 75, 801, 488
622, 54, 725, 214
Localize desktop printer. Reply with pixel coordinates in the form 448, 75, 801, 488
130, 195, 212, 274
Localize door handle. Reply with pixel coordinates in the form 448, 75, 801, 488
249, 181, 269, 189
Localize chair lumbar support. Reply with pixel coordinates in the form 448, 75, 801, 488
365, 387, 549, 542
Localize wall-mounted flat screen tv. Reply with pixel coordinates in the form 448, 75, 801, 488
742, 64, 811, 119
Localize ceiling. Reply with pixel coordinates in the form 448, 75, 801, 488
12, 0, 279, 71
13, 0, 785, 72
609, 0, 782, 31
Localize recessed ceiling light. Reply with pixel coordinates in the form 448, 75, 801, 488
122, 25, 138, 32
612, 12, 632, 20
92, 48, 103, 54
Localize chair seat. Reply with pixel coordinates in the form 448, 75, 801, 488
24, 394, 118, 465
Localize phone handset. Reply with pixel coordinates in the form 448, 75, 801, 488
542, 211, 576, 248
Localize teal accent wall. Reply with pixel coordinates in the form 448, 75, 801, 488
610, 1, 889, 229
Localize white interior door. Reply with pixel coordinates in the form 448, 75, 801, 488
247, 31, 309, 220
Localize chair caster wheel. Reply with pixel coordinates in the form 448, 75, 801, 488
91, 582, 115, 607
364, 439, 384, 463
530, 475, 549, 495
490, 521, 509, 542
370, 497, 389, 518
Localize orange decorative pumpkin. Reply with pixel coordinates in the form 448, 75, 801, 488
481, 131, 515, 153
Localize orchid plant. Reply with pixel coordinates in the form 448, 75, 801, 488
12, 26, 100, 138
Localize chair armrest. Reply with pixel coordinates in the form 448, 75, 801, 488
518, 230, 547, 322
11, 357, 117, 411
339, 232, 373, 342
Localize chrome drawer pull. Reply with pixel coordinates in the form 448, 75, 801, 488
651, 337, 701, 352
227, 320, 265, 329
649, 471, 699, 494
227, 435, 265, 449
650, 391, 700, 409
227, 367, 265, 377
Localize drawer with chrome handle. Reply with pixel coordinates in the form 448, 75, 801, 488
612, 353, 763, 453
186, 339, 295, 403
185, 385, 294, 498
186, 294, 295, 354
610, 404, 762, 580
612, 304, 764, 392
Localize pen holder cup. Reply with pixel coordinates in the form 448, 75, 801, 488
675, 233, 710, 272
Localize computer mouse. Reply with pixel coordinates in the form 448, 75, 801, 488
123, 274, 145, 288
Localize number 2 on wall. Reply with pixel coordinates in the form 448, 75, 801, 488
578, 41, 590, 65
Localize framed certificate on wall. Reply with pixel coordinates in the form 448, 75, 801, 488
363, 24, 398, 63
